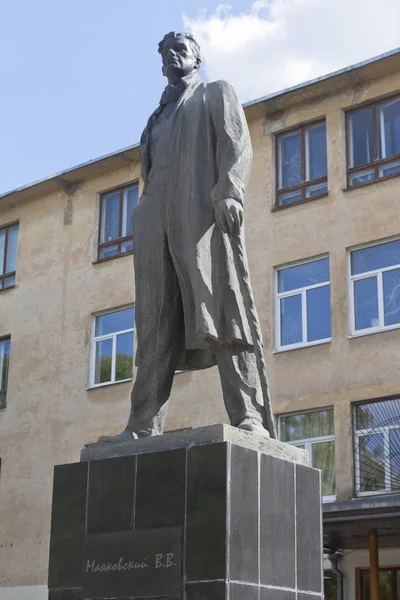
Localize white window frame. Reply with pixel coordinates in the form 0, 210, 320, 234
348, 237, 400, 337
275, 255, 332, 352
354, 402, 400, 497
278, 411, 336, 503
89, 305, 134, 388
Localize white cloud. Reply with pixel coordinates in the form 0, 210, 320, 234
183, 0, 400, 102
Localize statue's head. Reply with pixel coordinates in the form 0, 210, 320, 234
158, 32, 201, 80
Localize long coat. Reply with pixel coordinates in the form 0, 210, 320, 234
138, 74, 255, 371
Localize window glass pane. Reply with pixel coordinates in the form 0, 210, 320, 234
359, 433, 385, 492
348, 107, 374, 167
349, 169, 375, 186
279, 131, 302, 189
397, 569, 400, 597
0, 339, 10, 391
356, 398, 400, 430
306, 123, 327, 180
360, 569, 395, 600
278, 190, 302, 206
115, 331, 134, 381
389, 429, 400, 491
5, 225, 18, 273
0, 229, 5, 276
379, 97, 400, 159
351, 240, 400, 275
3, 275, 15, 289
379, 160, 400, 178
279, 258, 330, 292
324, 574, 338, 600
383, 267, 400, 326
94, 338, 113, 384
280, 294, 302, 346
312, 440, 335, 497
354, 277, 379, 330
100, 192, 120, 243
280, 409, 334, 442
121, 240, 134, 254
306, 285, 331, 342
305, 182, 328, 198
99, 245, 119, 260
122, 186, 139, 238
95, 307, 134, 337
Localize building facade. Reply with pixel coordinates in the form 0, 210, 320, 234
1, 49, 400, 599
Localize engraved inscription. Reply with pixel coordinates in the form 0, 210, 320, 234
82, 527, 182, 599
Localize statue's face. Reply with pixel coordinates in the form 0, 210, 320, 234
161, 37, 198, 79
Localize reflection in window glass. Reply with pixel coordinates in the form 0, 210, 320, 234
383, 268, 400, 326
281, 295, 302, 347
348, 107, 374, 168
360, 568, 396, 600
355, 399, 400, 495
279, 258, 330, 292
351, 240, 400, 275
98, 184, 139, 259
116, 331, 134, 381
306, 123, 327, 180
359, 434, 385, 492
351, 240, 400, 333
277, 258, 331, 348
307, 285, 331, 342
354, 277, 379, 330
101, 192, 120, 243
379, 98, 400, 159
96, 307, 134, 337
279, 131, 302, 188
92, 307, 135, 386
279, 409, 335, 500
312, 440, 335, 497
94, 339, 113, 384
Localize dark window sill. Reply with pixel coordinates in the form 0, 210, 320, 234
344, 170, 400, 192
0, 285, 16, 294
272, 193, 328, 212
93, 250, 134, 265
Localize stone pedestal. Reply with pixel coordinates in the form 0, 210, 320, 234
48, 424, 323, 599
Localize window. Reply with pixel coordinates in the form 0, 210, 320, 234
349, 239, 400, 335
0, 337, 11, 408
354, 398, 400, 496
90, 306, 134, 387
279, 408, 335, 501
347, 95, 400, 187
98, 184, 139, 260
0, 223, 19, 290
358, 566, 400, 600
276, 257, 331, 350
276, 121, 328, 206
324, 572, 338, 600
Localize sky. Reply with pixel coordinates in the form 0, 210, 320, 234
1, 0, 399, 195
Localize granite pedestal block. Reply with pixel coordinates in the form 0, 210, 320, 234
48, 424, 323, 600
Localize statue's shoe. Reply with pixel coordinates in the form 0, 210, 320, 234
237, 418, 270, 439
97, 429, 138, 444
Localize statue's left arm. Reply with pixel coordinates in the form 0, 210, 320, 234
207, 80, 253, 220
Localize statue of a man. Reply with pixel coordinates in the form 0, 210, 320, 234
100, 31, 276, 443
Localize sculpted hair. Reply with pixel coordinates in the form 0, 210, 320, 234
158, 32, 201, 68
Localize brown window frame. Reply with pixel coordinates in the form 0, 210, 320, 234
0, 222, 18, 291
0, 336, 11, 408
275, 119, 328, 208
97, 182, 139, 262
356, 565, 400, 600
346, 93, 400, 189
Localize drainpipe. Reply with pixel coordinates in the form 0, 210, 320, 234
328, 549, 344, 600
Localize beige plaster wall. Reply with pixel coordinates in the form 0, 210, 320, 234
0, 69, 400, 588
